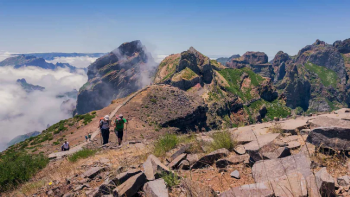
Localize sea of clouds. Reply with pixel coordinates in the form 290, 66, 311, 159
0, 65, 87, 151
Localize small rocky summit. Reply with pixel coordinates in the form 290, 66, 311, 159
76, 40, 157, 114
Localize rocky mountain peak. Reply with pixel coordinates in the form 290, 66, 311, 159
313, 39, 326, 46
333, 38, 350, 53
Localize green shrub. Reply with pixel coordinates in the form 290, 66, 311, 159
160, 171, 180, 188
209, 131, 236, 152
154, 134, 178, 157
0, 152, 49, 192
68, 149, 97, 162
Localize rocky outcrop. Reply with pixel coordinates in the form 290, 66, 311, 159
226, 51, 274, 78
272, 51, 290, 81
76, 40, 156, 114
334, 38, 350, 53
307, 127, 350, 151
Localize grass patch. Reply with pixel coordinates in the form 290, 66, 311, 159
209, 131, 236, 152
267, 123, 283, 135
160, 171, 181, 188
68, 149, 97, 162
154, 134, 178, 157
245, 99, 291, 123
218, 68, 264, 101
305, 62, 338, 88
0, 152, 49, 192
74, 112, 96, 125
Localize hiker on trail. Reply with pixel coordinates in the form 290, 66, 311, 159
88, 133, 92, 141
99, 115, 110, 145
85, 135, 88, 142
61, 141, 70, 151
114, 114, 127, 146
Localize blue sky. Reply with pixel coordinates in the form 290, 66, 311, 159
0, 0, 349, 59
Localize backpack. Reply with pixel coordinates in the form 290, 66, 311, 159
99, 118, 110, 128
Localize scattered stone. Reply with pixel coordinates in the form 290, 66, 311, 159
143, 178, 169, 197
233, 145, 246, 155
274, 117, 279, 121
168, 153, 186, 169
113, 172, 147, 197
170, 144, 190, 161
99, 169, 142, 195
191, 148, 229, 169
143, 155, 170, 180
338, 175, 350, 186
244, 133, 280, 162
307, 127, 350, 150
185, 154, 199, 165
230, 170, 240, 179
216, 154, 249, 168
83, 167, 105, 179
262, 146, 291, 159
315, 167, 335, 197
287, 141, 301, 149
178, 160, 190, 170
220, 182, 274, 197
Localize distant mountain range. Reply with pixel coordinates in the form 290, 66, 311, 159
16, 78, 45, 93
7, 131, 40, 147
216, 54, 240, 65
15, 53, 105, 61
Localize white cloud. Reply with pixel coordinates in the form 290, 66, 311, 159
0, 66, 87, 151
0, 51, 15, 62
47, 56, 98, 68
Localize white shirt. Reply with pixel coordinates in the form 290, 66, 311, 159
63, 142, 69, 149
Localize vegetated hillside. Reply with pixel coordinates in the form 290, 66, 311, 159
76, 40, 157, 115
0, 55, 77, 72
7, 131, 40, 147
154, 47, 286, 129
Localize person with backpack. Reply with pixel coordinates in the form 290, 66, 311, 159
99, 115, 110, 145
114, 114, 127, 146
61, 141, 70, 151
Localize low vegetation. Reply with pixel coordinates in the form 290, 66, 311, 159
0, 152, 49, 192
160, 171, 181, 188
154, 134, 178, 157
68, 149, 97, 162
305, 62, 338, 88
209, 130, 236, 152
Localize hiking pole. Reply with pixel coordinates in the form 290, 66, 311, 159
100, 129, 103, 145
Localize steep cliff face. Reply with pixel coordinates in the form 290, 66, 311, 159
226, 51, 274, 79
76, 40, 156, 114
154, 47, 283, 129
274, 39, 349, 112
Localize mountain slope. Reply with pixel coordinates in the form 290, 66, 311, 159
154, 47, 285, 128
76, 40, 157, 114
7, 131, 40, 147
16, 78, 45, 93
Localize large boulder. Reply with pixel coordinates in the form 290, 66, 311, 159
83, 167, 105, 179
315, 167, 336, 197
191, 148, 229, 169
143, 155, 170, 181
268, 172, 307, 197
98, 169, 141, 195
113, 172, 147, 197
143, 178, 168, 197
307, 127, 350, 151
333, 38, 350, 53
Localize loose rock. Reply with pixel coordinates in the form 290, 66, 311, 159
143, 178, 169, 197
315, 167, 335, 197
230, 170, 240, 179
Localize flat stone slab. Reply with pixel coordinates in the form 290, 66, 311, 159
309, 116, 350, 128
143, 155, 170, 181
252, 153, 312, 183
262, 146, 291, 160
287, 141, 301, 149
220, 182, 274, 197
233, 145, 246, 155
83, 167, 105, 179
268, 172, 307, 197
307, 127, 350, 151
113, 172, 147, 197
143, 178, 169, 197
168, 153, 186, 169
